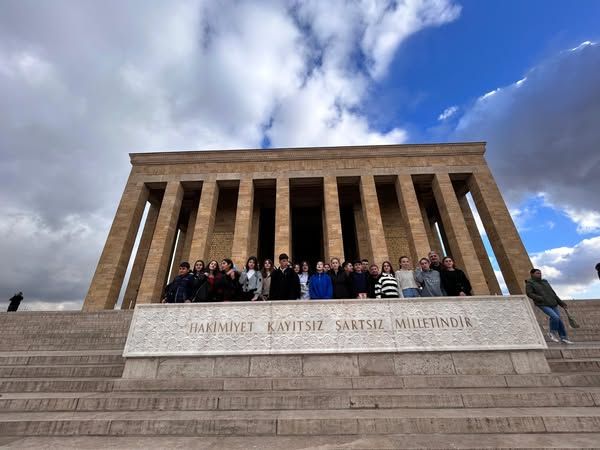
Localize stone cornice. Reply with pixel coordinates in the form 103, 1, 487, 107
129, 142, 486, 166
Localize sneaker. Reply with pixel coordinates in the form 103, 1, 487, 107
547, 332, 560, 343
560, 338, 574, 345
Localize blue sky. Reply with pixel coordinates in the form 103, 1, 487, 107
0, 0, 599, 308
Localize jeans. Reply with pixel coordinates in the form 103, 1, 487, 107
538, 305, 567, 338
402, 288, 420, 298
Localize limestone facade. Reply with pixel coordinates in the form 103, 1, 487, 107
83, 142, 532, 310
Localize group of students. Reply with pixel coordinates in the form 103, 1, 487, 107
161, 250, 473, 303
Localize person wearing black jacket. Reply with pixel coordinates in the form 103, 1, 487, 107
269, 253, 301, 300
162, 262, 194, 303
328, 258, 354, 299
439, 256, 472, 296
214, 258, 241, 301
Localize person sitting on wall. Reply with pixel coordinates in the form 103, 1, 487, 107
269, 253, 301, 300
162, 262, 194, 303
367, 264, 379, 299
526, 268, 573, 344
308, 261, 333, 300
7, 292, 23, 312
428, 251, 443, 272
440, 256, 472, 296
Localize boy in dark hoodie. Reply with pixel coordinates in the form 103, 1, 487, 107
162, 262, 194, 303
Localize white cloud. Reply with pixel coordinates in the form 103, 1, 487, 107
438, 105, 458, 121
563, 208, 600, 234
0, 0, 460, 309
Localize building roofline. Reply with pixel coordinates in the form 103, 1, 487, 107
129, 141, 486, 165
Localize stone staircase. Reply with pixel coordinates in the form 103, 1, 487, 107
1, 302, 600, 449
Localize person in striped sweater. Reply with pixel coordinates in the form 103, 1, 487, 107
374, 261, 400, 299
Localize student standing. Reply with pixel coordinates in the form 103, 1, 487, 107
440, 256, 472, 296
375, 261, 400, 298
261, 259, 274, 301
428, 251, 443, 272
239, 256, 263, 301
351, 260, 368, 299
162, 262, 194, 303
395, 256, 420, 298
526, 268, 573, 344
270, 253, 301, 300
191, 260, 210, 302
329, 258, 354, 299
206, 260, 220, 301
298, 261, 311, 300
309, 261, 333, 299
367, 264, 380, 298
215, 258, 240, 302
415, 258, 445, 297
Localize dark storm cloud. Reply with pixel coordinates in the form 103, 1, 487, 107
454, 42, 600, 217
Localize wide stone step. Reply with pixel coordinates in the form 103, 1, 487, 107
548, 359, 600, 373
3, 433, 600, 449
0, 378, 117, 393
0, 351, 124, 366
1, 407, 600, 436
115, 372, 600, 392
1, 387, 598, 413
0, 364, 124, 378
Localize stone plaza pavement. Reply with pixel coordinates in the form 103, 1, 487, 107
1, 301, 600, 449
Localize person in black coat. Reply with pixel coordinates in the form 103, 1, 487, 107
269, 253, 301, 300
7, 292, 23, 312
214, 258, 241, 301
328, 258, 354, 299
162, 262, 194, 303
439, 256, 472, 296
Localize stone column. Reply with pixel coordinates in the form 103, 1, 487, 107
432, 172, 488, 295
395, 175, 430, 263
167, 227, 186, 283
137, 181, 184, 304
323, 176, 345, 262
274, 177, 291, 260
231, 178, 255, 267
250, 205, 260, 259
458, 194, 503, 295
181, 204, 197, 265
187, 180, 219, 262
83, 177, 149, 311
121, 201, 159, 310
359, 175, 389, 265
468, 168, 532, 294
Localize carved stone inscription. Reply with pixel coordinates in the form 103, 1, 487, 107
123, 296, 546, 357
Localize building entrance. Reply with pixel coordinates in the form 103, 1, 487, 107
292, 207, 323, 266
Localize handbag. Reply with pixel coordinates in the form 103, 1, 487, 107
565, 310, 580, 328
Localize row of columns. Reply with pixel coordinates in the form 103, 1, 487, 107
83, 170, 531, 311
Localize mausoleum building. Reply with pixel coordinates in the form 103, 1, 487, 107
83, 142, 532, 311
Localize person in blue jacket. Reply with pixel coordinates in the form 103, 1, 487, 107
309, 261, 333, 300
